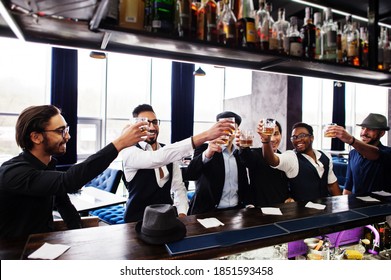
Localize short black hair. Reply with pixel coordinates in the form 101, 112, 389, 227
132, 104, 155, 117
292, 122, 313, 135
275, 120, 282, 135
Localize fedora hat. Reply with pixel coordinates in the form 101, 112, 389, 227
135, 204, 186, 245
357, 113, 390, 131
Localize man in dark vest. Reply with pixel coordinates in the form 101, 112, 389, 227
260, 122, 341, 201
121, 104, 235, 222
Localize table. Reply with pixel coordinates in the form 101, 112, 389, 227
68, 186, 126, 212
18, 194, 391, 260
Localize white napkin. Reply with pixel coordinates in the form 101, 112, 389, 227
197, 218, 224, 228
261, 207, 283, 215
356, 196, 380, 202
372, 191, 391, 196
305, 201, 326, 210
28, 242, 70, 260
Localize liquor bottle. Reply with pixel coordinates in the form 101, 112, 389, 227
360, 27, 368, 67
384, 29, 391, 71
256, 0, 267, 41
217, 0, 237, 47
144, 0, 153, 32
336, 22, 343, 63
301, 7, 316, 59
378, 27, 385, 70
259, 2, 274, 51
322, 8, 337, 62
341, 17, 348, 64
152, 0, 175, 34
272, 7, 289, 54
205, 0, 218, 42
288, 16, 302, 57
119, 0, 145, 30
197, 0, 206, 40
237, 0, 257, 49
314, 12, 323, 60
175, 0, 192, 38
191, 0, 200, 39
344, 15, 360, 66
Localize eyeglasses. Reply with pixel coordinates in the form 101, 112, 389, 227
43, 126, 70, 138
147, 119, 160, 126
290, 133, 311, 141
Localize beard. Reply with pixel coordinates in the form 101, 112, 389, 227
145, 129, 158, 145
42, 136, 67, 156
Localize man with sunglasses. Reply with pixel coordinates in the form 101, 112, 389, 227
260, 121, 341, 201
0, 104, 148, 239
122, 104, 236, 222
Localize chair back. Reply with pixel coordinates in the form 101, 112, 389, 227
86, 168, 123, 194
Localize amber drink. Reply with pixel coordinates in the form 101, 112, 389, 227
324, 123, 337, 138
262, 118, 276, 136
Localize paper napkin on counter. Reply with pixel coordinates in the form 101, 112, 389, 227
356, 196, 380, 202
260, 207, 283, 215
372, 191, 391, 196
28, 242, 70, 260
197, 218, 224, 228
305, 201, 326, 210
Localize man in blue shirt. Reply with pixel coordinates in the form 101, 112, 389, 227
326, 113, 391, 195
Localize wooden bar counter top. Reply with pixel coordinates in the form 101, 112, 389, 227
3, 194, 390, 260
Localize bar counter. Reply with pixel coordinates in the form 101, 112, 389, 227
4, 194, 391, 260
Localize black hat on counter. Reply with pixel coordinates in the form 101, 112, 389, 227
135, 204, 186, 245
357, 113, 390, 131
216, 111, 242, 126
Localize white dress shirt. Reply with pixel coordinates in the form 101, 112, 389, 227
121, 138, 193, 215
273, 150, 337, 184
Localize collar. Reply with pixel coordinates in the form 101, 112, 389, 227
22, 149, 57, 170
138, 141, 162, 151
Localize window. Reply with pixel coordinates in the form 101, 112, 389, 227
303, 77, 389, 150
0, 37, 51, 163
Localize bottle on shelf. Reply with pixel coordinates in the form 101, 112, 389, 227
301, 7, 316, 59
272, 7, 289, 54
217, 0, 237, 47
119, 0, 145, 31
288, 16, 302, 57
343, 15, 360, 66
237, 0, 257, 49
191, 0, 200, 39
360, 27, 369, 67
196, 0, 206, 40
259, 2, 274, 51
175, 0, 192, 38
204, 0, 218, 42
256, 0, 267, 43
378, 27, 385, 70
314, 12, 323, 60
384, 29, 391, 71
152, 0, 175, 34
336, 22, 343, 63
322, 8, 337, 62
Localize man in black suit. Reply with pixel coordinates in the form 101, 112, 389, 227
185, 111, 252, 215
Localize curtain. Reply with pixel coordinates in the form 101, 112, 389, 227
51, 47, 78, 167
171, 61, 195, 143
331, 81, 346, 151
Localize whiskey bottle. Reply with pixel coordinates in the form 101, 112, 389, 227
288, 16, 302, 57
237, 0, 257, 48
205, 0, 218, 42
217, 0, 237, 47
152, 0, 175, 34
378, 27, 385, 70
196, 0, 206, 40
344, 15, 360, 66
175, 0, 192, 38
360, 27, 368, 68
258, 2, 274, 51
336, 22, 343, 63
191, 0, 200, 39
314, 12, 323, 60
301, 7, 316, 59
322, 8, 337, 62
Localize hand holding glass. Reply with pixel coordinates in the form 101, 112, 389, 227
240, 130, 254, 148
131, 117, 149, 139
324, 123, 337, 138
262, 118, 276, 136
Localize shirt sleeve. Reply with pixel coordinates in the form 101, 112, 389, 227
170, 162, 189, 215
273, 150, 299, 178
326, 152, 338, 184
122, 138, 194, 182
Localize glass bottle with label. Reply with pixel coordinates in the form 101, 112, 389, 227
344, 15, 360, 66
119, 0, 145, 30
259, 2, 274, 51
256, 0, 267, 42
288, 16, 302, 57
237, 0, 257, 49
191, 0, 200, 39
314, 12, 323, 60
336, 22, 343, 63
175, 0, 192, 38
144, 0, 153, 32
322, 8, 337, 62
197, 0, 206, 40
272, 7, 289, 54
360, 27, 368, 68
197, 0, 218, 42
152, 0, 175, 34
378, 27, 385, 70
301, 7, 315, 59
217, 0, 237, 47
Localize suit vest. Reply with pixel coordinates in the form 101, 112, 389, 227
289, 151, 329, 201
124, 143, 173, 222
